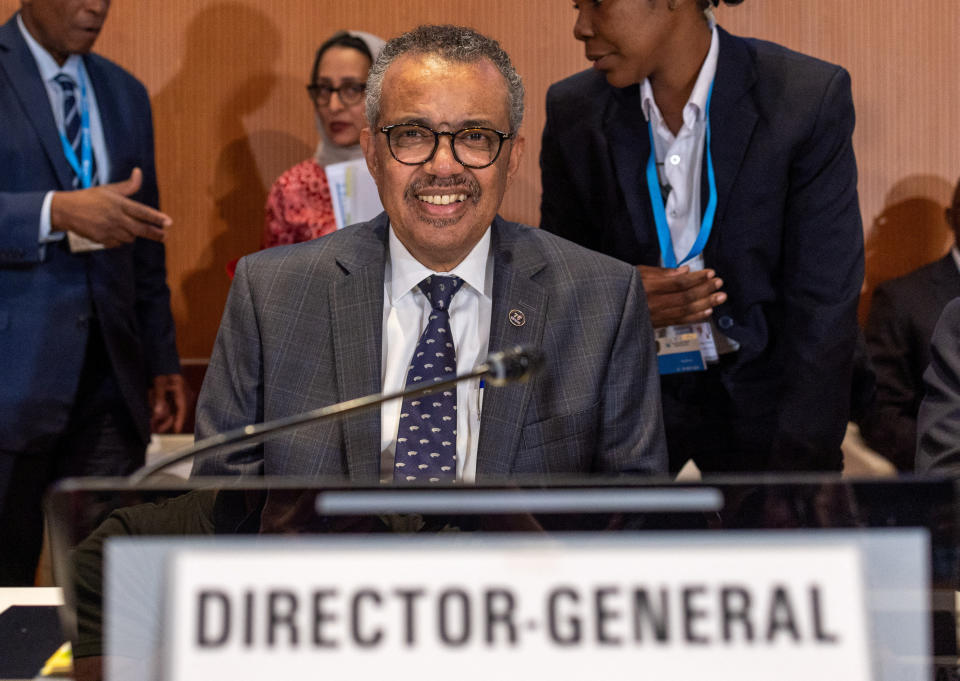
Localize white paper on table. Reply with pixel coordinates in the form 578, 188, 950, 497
325, 158, 383, 229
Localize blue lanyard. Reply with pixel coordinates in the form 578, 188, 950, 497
57, 67, 94, 189
645, 79, 717, 269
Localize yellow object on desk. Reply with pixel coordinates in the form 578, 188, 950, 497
39, 641, 72, 677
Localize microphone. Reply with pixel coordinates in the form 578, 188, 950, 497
129, 346, 544, 483
483, 346, 544, 386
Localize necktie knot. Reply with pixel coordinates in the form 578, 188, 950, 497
418, 275, 463, 312
54, 73, 76, 93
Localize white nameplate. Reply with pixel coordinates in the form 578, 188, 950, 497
162, 536, 870, 681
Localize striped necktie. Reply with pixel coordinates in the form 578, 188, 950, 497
54, 73, 98, 188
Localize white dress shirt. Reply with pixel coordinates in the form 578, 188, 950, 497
379, 226, 493, 483
17, 13, 110, 244
641, 24, 722, 360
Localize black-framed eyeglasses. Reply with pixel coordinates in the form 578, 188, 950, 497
379, 123, 514, 169
306, 81, 366, 106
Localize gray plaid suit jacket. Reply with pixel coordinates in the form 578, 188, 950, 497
192, 213, 666, 480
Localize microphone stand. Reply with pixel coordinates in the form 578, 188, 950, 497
129, 346, 543, 483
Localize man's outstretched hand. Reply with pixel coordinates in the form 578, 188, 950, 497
51, 168, 172, 248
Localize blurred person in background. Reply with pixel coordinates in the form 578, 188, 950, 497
915, 297, 960, 474
540, 0, 864, 474
862, 177, 960, 471
263, 30, 385, 247
0, 0, 185, 584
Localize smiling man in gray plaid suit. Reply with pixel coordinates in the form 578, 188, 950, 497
192, 25, 666, 482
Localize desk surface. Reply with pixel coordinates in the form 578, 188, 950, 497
0, 587, 62, 615
0, 589, 66, 680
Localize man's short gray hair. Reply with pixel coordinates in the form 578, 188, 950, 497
366, 25, 525, 134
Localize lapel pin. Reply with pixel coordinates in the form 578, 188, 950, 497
508, 309, 525, 327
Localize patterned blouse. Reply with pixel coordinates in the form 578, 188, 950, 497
263, 159, 338, 248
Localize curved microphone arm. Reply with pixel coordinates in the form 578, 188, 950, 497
128, 346, 544, 483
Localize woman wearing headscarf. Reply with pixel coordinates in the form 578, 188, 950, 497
540, 0, 864, 474
264, 30, 385, 247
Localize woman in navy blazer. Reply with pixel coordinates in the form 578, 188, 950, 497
540, 0, 864, 473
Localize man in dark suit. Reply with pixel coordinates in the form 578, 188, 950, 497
540, 0, 863, 473
0, 0, 186, 584
192, 25, 667, 481
915, 297, 960, 474
861, 179, 960, 471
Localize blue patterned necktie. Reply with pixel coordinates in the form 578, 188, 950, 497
394, 275, 464, 483
54, 73, 98, 188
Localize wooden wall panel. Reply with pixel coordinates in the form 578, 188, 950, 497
3, 1, 958, 355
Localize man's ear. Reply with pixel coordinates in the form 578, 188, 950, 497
360, 126, 379, 177
504, 133, 525, 186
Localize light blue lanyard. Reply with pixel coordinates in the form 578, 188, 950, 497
645, 79, 717, 269
57, 67, 94, 189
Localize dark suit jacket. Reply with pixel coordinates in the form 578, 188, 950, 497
540, 26, 864, 470
192, 214, 667, 480
862, 254, 960, 471
0, 14, 179, 452
916, 297, 960, 473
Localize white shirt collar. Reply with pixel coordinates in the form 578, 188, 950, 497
387, 225, 492, 305
641, 22, 719, 130
17, 13, 84, 84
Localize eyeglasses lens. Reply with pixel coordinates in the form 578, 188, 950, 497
309, 82, 365, 106
386, 125, 503, 168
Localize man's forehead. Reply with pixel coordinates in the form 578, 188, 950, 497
382, 53, 506, 95
392, 114, 505, 130
380, 53, 510, 125
388, 52, 497, 77
26, 0, 78, 12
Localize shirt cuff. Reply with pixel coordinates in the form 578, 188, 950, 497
38, 190, 65, 243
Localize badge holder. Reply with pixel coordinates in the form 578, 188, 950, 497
657, 332, 706, 375
61, 69, 105, 253
67, 231, 104, 252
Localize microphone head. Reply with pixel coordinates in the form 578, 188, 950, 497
484, 346, 545, 386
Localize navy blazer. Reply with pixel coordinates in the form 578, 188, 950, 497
0, 13, 179, 452
540, 27, 864, 469
192, 214, 667, 480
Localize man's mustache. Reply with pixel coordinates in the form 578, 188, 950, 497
406, 174, 482, 200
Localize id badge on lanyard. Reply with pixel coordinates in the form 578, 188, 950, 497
645, 79, 717, 269
58, 68, 104, 252
647, 80, 717, 375
58, 68, 94, 189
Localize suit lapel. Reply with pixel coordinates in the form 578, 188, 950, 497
330, 216, 388, 481
476, 218, 548, 478
932, 253, 960, 307
83, 55, 119, 183
604, 85, 659, 264
706, 27, 759, 262
602, 28, 760, 266
0, 17, 74, 190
